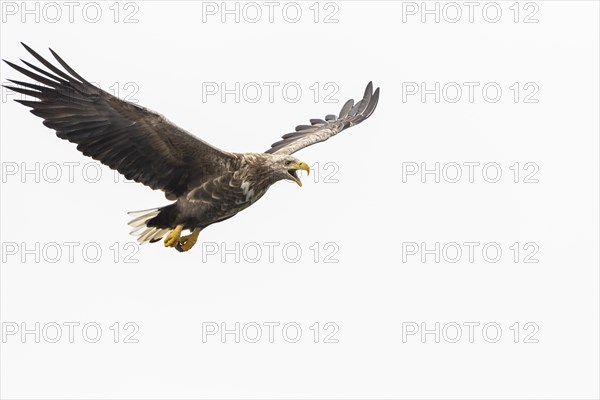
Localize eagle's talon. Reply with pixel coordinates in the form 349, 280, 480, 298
164, 225, 183, 247
175, 229, 200, 252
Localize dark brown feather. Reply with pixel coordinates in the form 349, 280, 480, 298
4, 44, 236, 198
266, 82, 380, 155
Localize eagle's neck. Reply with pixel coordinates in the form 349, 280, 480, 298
238, 153, 281, 187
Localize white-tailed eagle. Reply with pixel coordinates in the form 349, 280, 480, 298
4, 43, 380, 252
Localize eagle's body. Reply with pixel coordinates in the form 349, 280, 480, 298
4, 44, 379, 252
141, 153, 283, 234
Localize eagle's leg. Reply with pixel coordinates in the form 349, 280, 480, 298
176, 228, 200, 252
164, 225, 183, 247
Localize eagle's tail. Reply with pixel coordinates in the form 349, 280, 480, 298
127, 207, 173, 244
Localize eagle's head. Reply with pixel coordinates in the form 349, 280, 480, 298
269, 154, 310, 187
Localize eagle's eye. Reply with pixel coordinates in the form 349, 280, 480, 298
284, 160, 291, 166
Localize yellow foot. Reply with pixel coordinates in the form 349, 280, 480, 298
164, 225, 183, 247
176, 229, 200, 252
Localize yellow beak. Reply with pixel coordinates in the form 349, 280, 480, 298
288, 161, 310, 187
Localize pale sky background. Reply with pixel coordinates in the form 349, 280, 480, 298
1, 1, 599, 399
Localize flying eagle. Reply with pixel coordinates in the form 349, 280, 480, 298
4, 44, 380, 252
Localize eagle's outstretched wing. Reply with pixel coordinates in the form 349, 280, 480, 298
3, 43, 235, 199
266, 82, 380, 155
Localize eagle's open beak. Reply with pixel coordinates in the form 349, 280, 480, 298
287, 161, 310, 187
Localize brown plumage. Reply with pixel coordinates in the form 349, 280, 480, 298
4, 43, 380, 252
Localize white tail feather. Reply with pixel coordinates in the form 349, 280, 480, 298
149, 228, 170, 242
128, 209, 160, 227
127, 208, 169, 244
